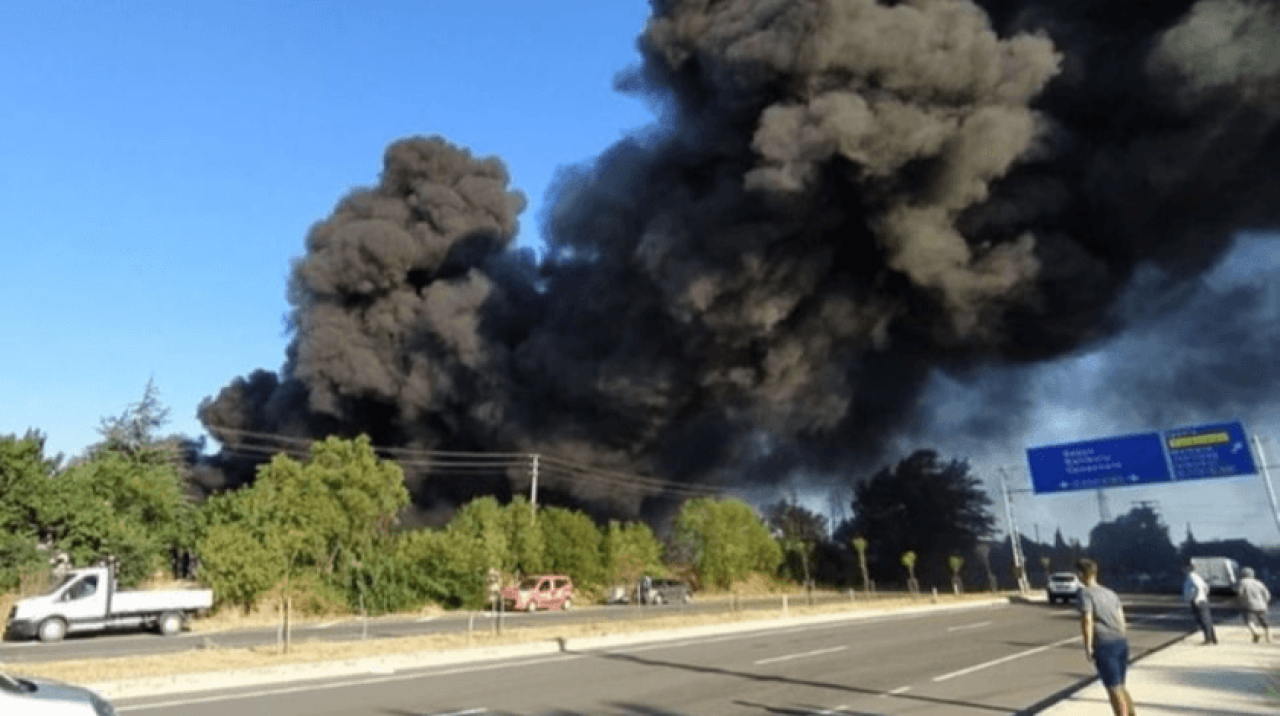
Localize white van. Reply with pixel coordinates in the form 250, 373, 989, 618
5, 565, 213, 643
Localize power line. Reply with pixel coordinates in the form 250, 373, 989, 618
534, 464, 719, 498
205, 423, 722, 498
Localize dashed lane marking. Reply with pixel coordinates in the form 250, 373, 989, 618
946, 621, 992, 632
931, 635, 1081, 682
753, 645, 848, 665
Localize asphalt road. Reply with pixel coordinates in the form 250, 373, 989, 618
0, 593, 882, 664
108, 595, 1197, 716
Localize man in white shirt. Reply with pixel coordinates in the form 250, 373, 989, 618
1182, 562, 1218, 645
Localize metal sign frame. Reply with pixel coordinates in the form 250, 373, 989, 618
1026, 420, 1256, 495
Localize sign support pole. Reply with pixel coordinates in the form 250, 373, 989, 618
999, 468, 1030, 595
1250, 435, 1280, 538
529, 454, 540, 520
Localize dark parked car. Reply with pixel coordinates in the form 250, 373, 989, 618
640, 578, 693, 605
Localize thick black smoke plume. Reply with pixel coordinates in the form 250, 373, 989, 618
199, 0, 1280, 520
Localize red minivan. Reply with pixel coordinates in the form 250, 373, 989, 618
500, 575, 575, 612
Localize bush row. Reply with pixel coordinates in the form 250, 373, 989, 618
1, 434, 784, 615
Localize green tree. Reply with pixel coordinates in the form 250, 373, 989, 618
767, 500, 827, 586
851, 536, 871, 590
1087, 504, 1178, 586
40, 446, 193, 585
94, 378, 173, 455
676, 498, 782, 589
504, 496, 546, 575
0, 432, 56, 550
198, 523, 280, 611
538, 506, 605, 588
447, 496, 511, 574
901, 550, 919, 593
195, 436, 408, 609
0, 433, 51, 590
247, 436, 408, 572
601, 521, 665, 587
948, 555, 965, 594
849, 450, 996, 587
346, 528, 488, 614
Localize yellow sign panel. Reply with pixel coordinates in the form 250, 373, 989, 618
1167, 431, 1230, 449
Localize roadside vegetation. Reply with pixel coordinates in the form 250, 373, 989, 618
3, 382, 1027, 641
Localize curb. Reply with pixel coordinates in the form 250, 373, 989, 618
1018, 629, 1194, 714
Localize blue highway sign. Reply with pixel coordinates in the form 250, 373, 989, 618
1162, 420, 1256, 481
1027, 432, 1171, 495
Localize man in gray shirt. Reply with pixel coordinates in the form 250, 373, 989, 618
1237, 567, 1272, 644
1077, 558, 1135, 716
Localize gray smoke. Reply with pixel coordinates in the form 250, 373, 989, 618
200, 0, 1280, 519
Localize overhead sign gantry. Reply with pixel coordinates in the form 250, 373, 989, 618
1026, 420, 1257, 495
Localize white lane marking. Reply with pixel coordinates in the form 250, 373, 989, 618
753, 645, 848, 665
1130, 610, 1180, 623
417, 615, 438, 623
315, 621, 340, 629
432, 710, 486, 716
117, 656, 583, 711
880, 685, 911, 698
931, 635, 1080, 682
811, 705, 851, 714
946, 620, 992, 632
117, 601, 1014, 710
614, 603, 1011, 656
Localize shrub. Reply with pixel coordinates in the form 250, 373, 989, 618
539, 506, 606, 588
676, 498, 783, 589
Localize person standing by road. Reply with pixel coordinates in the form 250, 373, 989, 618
1182, 561, 1218, 645
1237, 567, 1272, 644
1077, 558, 1136, 716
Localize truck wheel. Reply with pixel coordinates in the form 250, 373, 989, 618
157, 611, 184, 637
38, 617, 67, 643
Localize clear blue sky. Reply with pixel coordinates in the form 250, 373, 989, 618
1, 0, 652, 456
3, 2, 1279, 549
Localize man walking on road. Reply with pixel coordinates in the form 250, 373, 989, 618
1237, 567, 1272, 644
1182, 561, 1218, 644
1077, 558, 1136, 716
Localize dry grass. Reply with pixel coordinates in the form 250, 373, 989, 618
0, 592, 18, 623
5, 591, 1009, 686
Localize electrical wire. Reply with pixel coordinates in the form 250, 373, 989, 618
205, 423, 723, 498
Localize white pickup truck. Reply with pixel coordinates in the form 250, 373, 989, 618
4, 565, 213, 643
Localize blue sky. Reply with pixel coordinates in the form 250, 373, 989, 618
1, 1, 651, 456
3, 2, 1278, 549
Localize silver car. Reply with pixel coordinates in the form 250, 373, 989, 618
0, 670, 117, 716
1046, 572, 1083, 605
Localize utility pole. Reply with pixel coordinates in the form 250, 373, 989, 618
1250, 435, 1280, 538
999, 468, 1030, 595
529, 454, 540, 520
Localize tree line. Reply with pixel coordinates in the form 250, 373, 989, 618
28, 384, 1241, 615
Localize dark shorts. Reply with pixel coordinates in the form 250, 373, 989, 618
1243, 609, 1270, 627
1094, 639, 1129, 688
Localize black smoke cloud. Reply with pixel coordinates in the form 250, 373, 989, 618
199, 0, 1280, 520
